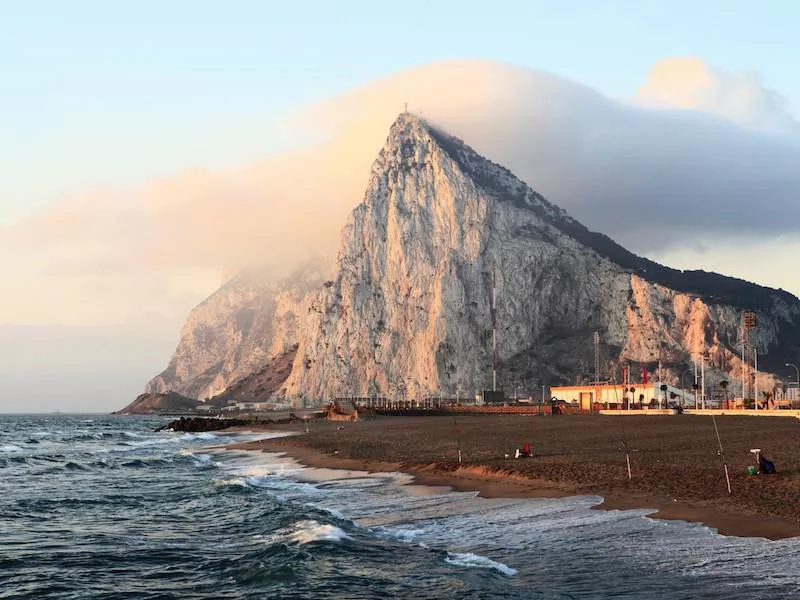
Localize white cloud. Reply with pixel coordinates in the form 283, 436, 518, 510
637, 57, 798, 134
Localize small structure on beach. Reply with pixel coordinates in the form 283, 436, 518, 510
324, 400, 359, 422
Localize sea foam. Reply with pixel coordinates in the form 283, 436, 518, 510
258, 519, 351, 546
445, 552, 517, 576
285, 520, 351, 545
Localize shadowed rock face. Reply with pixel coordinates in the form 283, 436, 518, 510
142, 113, 800, 405
208, 344, 299, 406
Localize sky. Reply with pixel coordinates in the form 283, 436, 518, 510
2, 0, 800, 412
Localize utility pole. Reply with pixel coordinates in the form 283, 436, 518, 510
741, 341, 746, 404
743, 311, 757, 406
701, 352, 706, 410
594, 331, 600, 384
754, 348, 759, 408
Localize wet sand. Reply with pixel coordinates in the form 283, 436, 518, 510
227, 414, 800, 540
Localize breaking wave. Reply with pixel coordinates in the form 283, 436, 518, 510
445, 551, 518, 576
263, 519, 352, 545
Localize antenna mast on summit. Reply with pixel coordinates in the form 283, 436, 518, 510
492, 270, 497, 392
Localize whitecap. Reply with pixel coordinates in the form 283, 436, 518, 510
289, 520, 350, 544
244, 475, 319, 495
212, 477, 250, 488
261, 519, 351, 545
445, 552, 517, 576
180, 432, 218, 441
388, 527, 425, 543
191, 453, 217, 469
0, 445, 23, 453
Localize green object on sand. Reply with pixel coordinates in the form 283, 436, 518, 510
746, 466, 758, 476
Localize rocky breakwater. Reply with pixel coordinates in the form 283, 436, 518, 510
157, 414, 307, 433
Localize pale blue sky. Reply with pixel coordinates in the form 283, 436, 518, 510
3, 0, 799, 223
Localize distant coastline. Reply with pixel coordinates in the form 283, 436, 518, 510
225, 415, 800, 540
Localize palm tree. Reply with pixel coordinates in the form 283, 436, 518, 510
720, 380, 729, 410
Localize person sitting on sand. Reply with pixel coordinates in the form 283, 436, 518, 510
515, 442, 532, 458
758, 451, 776, 474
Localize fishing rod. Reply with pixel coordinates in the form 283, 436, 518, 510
452, 409, 462, 464
712, 414, 732, 494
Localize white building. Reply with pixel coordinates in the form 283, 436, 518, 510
551, 382, 695, 410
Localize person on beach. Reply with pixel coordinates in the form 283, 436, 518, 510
758, 451, 776, 474
515, 442, 532, 458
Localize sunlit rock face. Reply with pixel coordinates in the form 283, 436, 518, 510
147, 113, 800, 403
281, 114, 800, 401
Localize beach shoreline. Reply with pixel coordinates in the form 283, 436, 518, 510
224, 415, 800, 540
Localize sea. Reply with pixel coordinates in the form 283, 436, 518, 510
2, 415, 799, 600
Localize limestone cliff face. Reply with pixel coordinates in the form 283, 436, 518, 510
144, 114, 800, 404
280, 114, 800, 400
145, 264, 325, 400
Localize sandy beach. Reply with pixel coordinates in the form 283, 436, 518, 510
227, 413, 800, 540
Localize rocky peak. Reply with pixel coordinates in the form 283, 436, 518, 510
377, 113, 574, 224
135, 113, 800, 409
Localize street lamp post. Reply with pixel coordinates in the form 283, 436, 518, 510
786, 363, 799, 407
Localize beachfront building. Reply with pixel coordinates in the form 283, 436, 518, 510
550, 383, 626, 411
550, 382, 693, 411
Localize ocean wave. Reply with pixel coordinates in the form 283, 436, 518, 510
180, 432, 218, 441
262, 519, 352, 546
311, 505, 347, 520
212, 477, 252, 489
64, 433, 104, 442
244, 475, 319, 495
121, 457, 170, 468
64, 461, 91, 471
377, 526, 426, 544
127, 437, 179, 447
445, 552, 517, 576
0, 445, 24, 453
188, 453, 218, 469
